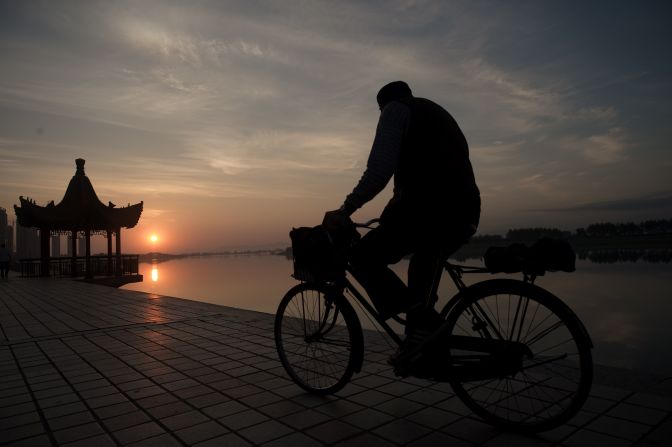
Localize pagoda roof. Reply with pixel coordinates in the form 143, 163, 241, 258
14, 159, 143, 231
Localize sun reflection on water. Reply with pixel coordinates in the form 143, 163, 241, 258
151, 264, 159, 282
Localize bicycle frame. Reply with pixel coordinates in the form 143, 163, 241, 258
338, 274, 405, 346
333, 261, 535, 364
334, 260, 514, 349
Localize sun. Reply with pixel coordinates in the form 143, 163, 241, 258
149, 234, 158, 243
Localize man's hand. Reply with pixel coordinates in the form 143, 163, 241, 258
323, 209, 352, 232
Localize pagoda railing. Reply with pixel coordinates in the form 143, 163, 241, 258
19, 255, 139, 278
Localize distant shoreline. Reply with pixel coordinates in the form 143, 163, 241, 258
140, 235, 672, 265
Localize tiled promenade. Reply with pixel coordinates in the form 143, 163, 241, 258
1, 277, 671, 446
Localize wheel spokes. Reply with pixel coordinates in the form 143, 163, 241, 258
449, 289, 587, 427
280, 288, 353, 391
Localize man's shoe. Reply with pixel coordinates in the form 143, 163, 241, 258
388, 323, 439, 367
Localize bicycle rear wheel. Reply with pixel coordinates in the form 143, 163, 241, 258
443, 279, 592, 433
275, 283, 363, 395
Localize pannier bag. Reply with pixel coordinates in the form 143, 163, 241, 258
484, 237, 575, 275
290, 225, 359, 282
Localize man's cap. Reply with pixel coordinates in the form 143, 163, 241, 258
376, 81, 412, 109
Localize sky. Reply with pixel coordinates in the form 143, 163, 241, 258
1, 0, 671, 253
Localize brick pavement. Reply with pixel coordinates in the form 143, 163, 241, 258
1, 277, 670, 446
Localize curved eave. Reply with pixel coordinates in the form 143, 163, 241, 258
14, 197, 144, 230
14, 198, 54, 228
109, 201, 143, 229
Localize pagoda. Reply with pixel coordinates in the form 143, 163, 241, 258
14, 158, 143, 278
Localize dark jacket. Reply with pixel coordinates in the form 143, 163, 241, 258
381, 97, 481, 228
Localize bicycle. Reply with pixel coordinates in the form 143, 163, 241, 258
274, 219, 593, 433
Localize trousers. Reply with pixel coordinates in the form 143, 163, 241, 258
348, 218, 474, 321
0, 262, 9, 279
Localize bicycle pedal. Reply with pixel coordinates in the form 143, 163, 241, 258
393, 368, 410, 378
393, 358, 438, 380
391, 351, 422, 375
390, 349, 415, 366
392, 363, 411, 378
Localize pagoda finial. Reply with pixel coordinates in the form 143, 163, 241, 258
75, 158, 85, 176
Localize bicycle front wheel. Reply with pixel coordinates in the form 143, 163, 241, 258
275, 283, 363, 395
443, 279, 593, 433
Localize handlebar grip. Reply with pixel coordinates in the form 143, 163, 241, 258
354, 218, 380, 229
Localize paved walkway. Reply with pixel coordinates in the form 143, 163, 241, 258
1, 277, 670, 446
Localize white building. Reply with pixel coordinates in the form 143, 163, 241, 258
16, 224, 40, 259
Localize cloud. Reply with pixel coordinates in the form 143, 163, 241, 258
471, 139, 526, 164
118, 17, 268, 66
571, 106, 618, 122
583, 127, 628, 164
182, 128, 362, 175
152, 69, 207, 94
141, 208, 169, 219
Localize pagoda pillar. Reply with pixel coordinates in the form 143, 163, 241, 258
71, 230, 77, 277
40, 228, 50, 277
85, 228, 92, 279
107, 229, 113, 276
115, 227, 122, 277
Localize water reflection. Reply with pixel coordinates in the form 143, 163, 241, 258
127, 254, 298, 313
576, 248, 672, 264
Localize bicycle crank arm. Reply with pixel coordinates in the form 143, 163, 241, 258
448, 335, 533, 357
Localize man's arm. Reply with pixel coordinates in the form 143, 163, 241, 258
339, 101, 410, 215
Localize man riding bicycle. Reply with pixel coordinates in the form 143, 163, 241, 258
323, 81, 481, 358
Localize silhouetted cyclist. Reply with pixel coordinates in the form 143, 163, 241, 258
323, 81, 480, 358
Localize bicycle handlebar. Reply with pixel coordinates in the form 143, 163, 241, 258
354, 218, 380, 229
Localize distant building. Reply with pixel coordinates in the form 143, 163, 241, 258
6, 225, 14, 254
0, 206, 8, 246
67, 234, 73, 257
51, 235, 61, 257
16, 224, 40, 259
